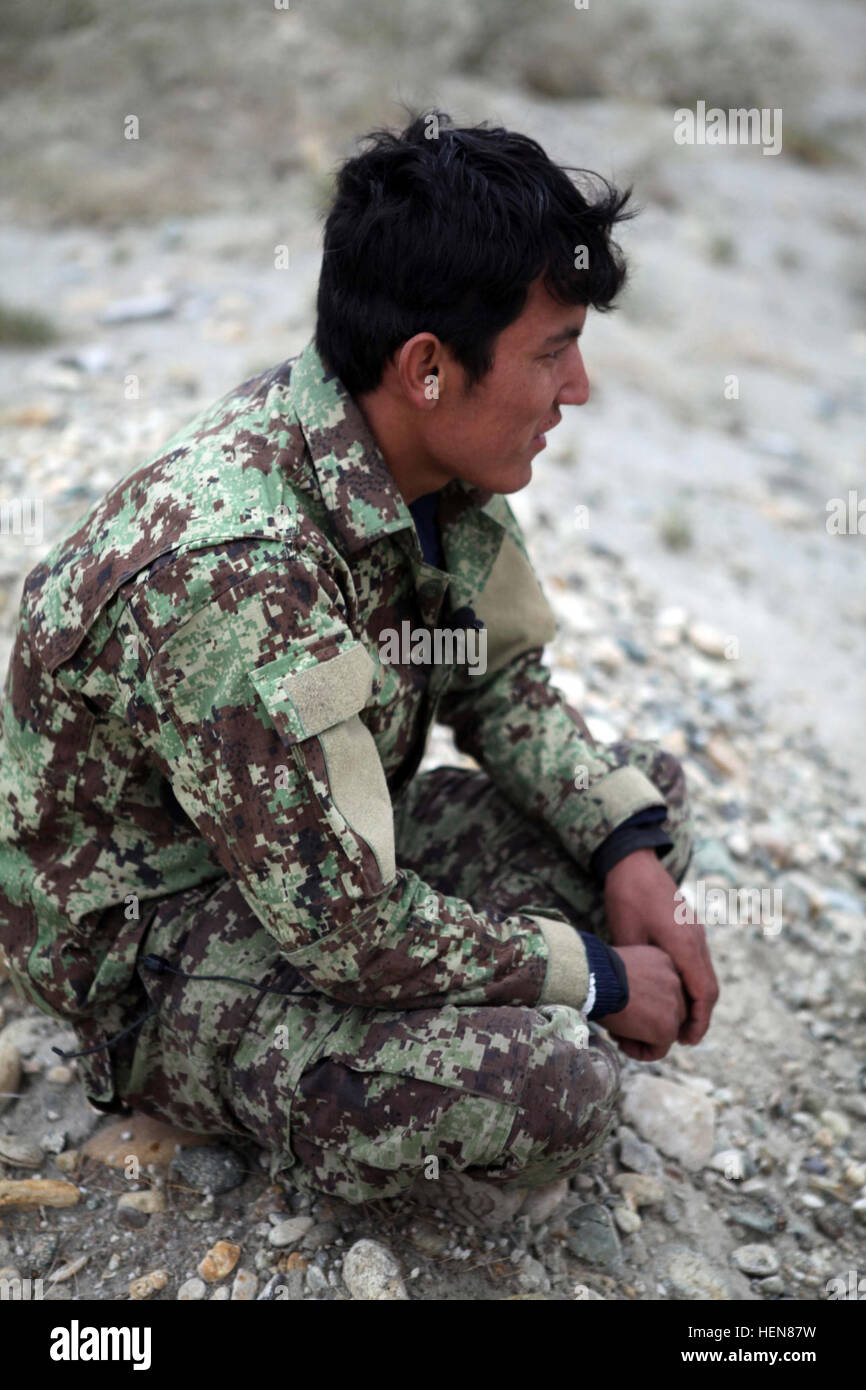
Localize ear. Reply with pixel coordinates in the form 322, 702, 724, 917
394, 333, 443, 410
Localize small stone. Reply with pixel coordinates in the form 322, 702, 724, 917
177, 1277, 206, 1301
45, 1065, 73, 1085
210, 1286, 230, 1301
565, 1204, 623, 1273
852, 1198, 866, 1226
305, 1265, 329, 1294
705, 735, 747, 781
708, 1149, 749, 1181
819, 1109, 851, 1141
612, 1173, 665, 1208
757, 1275, 785, 1294
49, 1255, 88, 1284
231, 1268, 258, 1300
843, 1163, 866, 1188
39, 1129, 67, 1155
197, 1240, 240, 1283
660, 1245, 732, 1300
129, 1269, 169, 1300
0, 1045, 21, 1112
617, 1125, 664, 1177
613, 1205, 642, 1234
100, 293, 176, 324
517, 1254, 552, 1293
170, 1143, 245, 1194
688, 622, 729, 659
731, 1244, 779, 1277
0, 1178, 79, 1209
621, 1076, 715, 1170
408, 1219, 450, 1257
268, 1215, 314, 1249
727, 1199, 780, 1236
342, 1239, 408, 1300
117, 1189, 166, 1215
0, 1135, 44, 1168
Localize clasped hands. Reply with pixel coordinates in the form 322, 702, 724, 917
595, 848, 720, 1062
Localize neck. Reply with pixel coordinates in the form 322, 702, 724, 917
356, 391, 448, 505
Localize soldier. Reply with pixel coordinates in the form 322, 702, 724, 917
0, 112, 718, 1211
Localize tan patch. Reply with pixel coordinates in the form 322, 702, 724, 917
593, 766, 665, 825
473, 533, 557, 675
531, 915, 590, 1011
319, 717, 396, 885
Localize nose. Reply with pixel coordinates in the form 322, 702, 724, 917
558, 347, 590, 407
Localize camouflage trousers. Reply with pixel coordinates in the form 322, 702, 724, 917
112, 739, 692, 1204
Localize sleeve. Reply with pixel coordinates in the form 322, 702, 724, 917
133, 543, 594, 1015
437, 524, 668, 872
590, 805, 674, 881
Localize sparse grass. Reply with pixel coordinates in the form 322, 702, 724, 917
783, 125, 851, 168
658, 505, 694, 552
0, 299, 58, 346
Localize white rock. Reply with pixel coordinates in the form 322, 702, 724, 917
177, 1277, 207, 1301
731, 1244, 779, 1277
708, 1149, 747, 1181
268, 1215, 314, 1248
0, 1045, 21, 1112
687, 621, 730, 659
620, 1075, 715, 1171
342, 1239, 408, 1301
613, 1205, 642, 1234
231, 1268, 258, 1300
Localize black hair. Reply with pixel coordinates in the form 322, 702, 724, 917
315, 109, 636, 397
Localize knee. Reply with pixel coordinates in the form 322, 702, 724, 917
518, 1027, 621, 1161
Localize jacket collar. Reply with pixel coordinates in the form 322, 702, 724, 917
287, 337, 502, 554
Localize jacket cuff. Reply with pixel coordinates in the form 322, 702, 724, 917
585, 766, 667, 856
531, 914, 591, 1012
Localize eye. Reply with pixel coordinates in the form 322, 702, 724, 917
545, 348, 564, 361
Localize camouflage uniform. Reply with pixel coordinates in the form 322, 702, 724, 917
0, 338, 692, 1202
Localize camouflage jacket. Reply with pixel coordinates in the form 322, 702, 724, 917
0, 338, 666, 1106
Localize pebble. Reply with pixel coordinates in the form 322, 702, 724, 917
617, 1125, 665, 1177
100, 293, 176, 324
517, 1254, 552, 1293
705, 735, 746, 781
268, 1215, 314, 1249
731, 1244, 779, 1277
612, 1173, 665, 1208
210, 1286, 230, 1300
819, 1109, 851, 1140
231, 1268, 258, 1300
49, 1254, 88, 1284
170, 1144, 245, 1194
341, 1239, 408, 1301
305, 1265, 329, 1294
0, 1135, 44, 1168
0, 1178, 79, 1209
659, 1245, 732, 1300
757, 1274, 785, 1294
708, 1149, 749, 1181
727, 1199, 780, 1235
0, 1044, 21, 1111
45, 1065, 73, 1084
197, 1240, 240, 1283
177, 1277, 207, 1300
408, 1219, 450, 1257
687, 622, 729, 659
621, 1075, 715, 1170
129, 1269, 170, 1300
852, 1198, 866, 1226
565, 1204, 623, 1272
117, 1189, 166, 1216
613, 1205, 642, 1234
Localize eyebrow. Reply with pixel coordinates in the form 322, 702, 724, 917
539, 324, 584, 349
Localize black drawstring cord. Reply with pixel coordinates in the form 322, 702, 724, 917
51, 1007, 160, 1059
51, 954, 305, 1060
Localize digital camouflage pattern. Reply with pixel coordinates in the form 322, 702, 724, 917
0, 337, 689, 1197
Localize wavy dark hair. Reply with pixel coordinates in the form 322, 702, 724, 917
315, 109, 636, 397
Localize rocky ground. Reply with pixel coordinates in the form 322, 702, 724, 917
0, 0, 864, 1301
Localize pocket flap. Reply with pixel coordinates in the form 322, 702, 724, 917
248, 642, 375, 743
